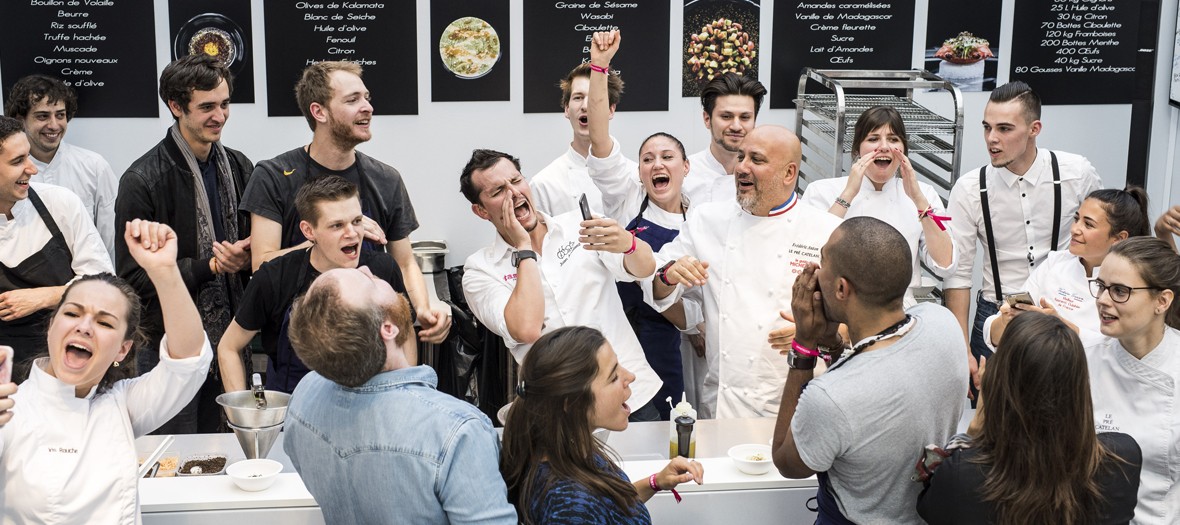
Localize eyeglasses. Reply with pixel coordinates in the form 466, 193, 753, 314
1088, 279, 1159, 303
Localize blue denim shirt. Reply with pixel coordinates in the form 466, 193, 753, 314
284, 366, 517, 524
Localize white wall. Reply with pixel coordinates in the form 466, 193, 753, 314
19, 0, 1163, 266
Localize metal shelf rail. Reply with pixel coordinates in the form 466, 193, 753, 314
793, 69, 964, 193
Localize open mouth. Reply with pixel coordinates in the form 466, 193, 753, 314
64, 342, 94, 369
873, 155, 892, 168
622, 401, 631, 414
988, 148, 1001, 157
651, 173, 671, 191
736, 177, 754, 189
16, 178, 30, 188
578, 115, 588, 125
513, 199, 531, 222
341, 243, 360, 258
1098, 310, 1118, 324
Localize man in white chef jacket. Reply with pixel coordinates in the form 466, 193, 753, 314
460, 148, 665, 420
682, 72, 767, 207
650, 125, 842, 418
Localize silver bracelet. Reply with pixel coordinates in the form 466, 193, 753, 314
834, 197, 852, 209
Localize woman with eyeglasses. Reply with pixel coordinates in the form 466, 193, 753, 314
1085, 236, 1180, 524
984, 187, 1150, 351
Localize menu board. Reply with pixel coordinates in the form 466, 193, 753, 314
264, 0, 417, 116
682, 0, 760, 98
431, 0, 510, 102
0, 0, 158, 118
523, 1, 669, 113
1009, 0, 1139, 105
769, 0, 915, 109
169, 0, 255, 103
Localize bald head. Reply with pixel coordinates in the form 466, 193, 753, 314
735, 125, 803, 216
824, 217, 911, 309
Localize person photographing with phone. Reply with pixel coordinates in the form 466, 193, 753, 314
459, 148, 666, 421
983, 187, 1150, 352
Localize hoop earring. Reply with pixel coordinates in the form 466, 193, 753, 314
113, 361, 121, 368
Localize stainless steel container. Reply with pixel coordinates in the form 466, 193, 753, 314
412, 240, 448, 274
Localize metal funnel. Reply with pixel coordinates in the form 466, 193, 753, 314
229, 422, 283, 459
216, 390, 291, 428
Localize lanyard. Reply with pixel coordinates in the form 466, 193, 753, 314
827, 315, 915, 373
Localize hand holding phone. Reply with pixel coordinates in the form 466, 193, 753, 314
579, 194, 593, 221
1003, 291, 1035, 308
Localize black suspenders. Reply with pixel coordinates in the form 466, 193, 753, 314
978, 151, 1061, 301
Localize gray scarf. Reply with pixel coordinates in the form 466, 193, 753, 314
168, 122, 243, 353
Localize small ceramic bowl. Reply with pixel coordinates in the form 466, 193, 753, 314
728, 444, 774, 475
226, 458, 283, 491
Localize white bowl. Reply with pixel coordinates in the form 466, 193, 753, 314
728, 444, 774, 475
226, 458, 283, 491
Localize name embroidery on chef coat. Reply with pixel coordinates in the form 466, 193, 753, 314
1096, 412, 1120, 432
556, 241, 578, 266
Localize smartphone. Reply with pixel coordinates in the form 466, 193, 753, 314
0, 346, 12, 384
1004, 291, 1035, 307
579, 193, 593, 221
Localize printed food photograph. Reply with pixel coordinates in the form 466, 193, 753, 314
439, 16, 501, 80
682, 0, 760, 97
923, 0, 1000, 92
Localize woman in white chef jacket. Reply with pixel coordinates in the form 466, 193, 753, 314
802, 106, 956, 308
984, 187, 1151, 350
1085, 236, 1180, 524
0, 220, 212, 525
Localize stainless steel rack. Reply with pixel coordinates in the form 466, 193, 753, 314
793, 69, 964, 192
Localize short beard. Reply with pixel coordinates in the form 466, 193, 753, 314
328, 116, 367, 150
737, 191, 757, 214
714, 133, 741, 153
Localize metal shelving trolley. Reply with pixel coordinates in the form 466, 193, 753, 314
793, 68, 965, 193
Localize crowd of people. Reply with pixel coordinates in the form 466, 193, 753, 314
0, 28, 1177, 524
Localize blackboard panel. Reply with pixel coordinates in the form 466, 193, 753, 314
1008, 0, 1139, 105
682, 0, 760, 99
769, 0, 915, 109
523, 1, 669, 113
430, 0, 510, 102
264, 0, 417, 116
168, 0, 255, 103
0, 0, 158, 118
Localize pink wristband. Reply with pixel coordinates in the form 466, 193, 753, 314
791, 340, 820, 357
589, 63, 610, 74
649, 473, 682, 503
623, 230, 638, 255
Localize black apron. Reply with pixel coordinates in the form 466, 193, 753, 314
616, 197, 683, 420
290, 150, 380, 253
0, 188, 78, 364
267, 257, 316, 393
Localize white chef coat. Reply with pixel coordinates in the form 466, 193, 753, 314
946, 148, 1101, 303
650, 200, 842, 418
803, 176, 957, 307
30, 142, 119, 260
462, 211, 661, 411
0, 182, 113, 277
1086, 328, 1180, 525
982, 250, 1103, 351
1, 335, 213, 525
529, 146, 636, 219
683, 148, 736, 207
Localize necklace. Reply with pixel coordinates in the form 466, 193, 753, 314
828, 314, 915, 372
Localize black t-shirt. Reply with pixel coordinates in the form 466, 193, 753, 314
917, 432, 1142, 525
239, 147, 419, 250
233, 247, 407, 358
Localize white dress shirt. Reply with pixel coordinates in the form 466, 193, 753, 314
650, 200, 842, 418
683, 148, 736, 207
30, 142, 119, 260
803, 176, 957, 306
0, 182, 113, 276
1086, 328, 1180, 525
981, 250, 1103, 350
1, 335, 213, 525
946, 148, 1101, 303
529, 146, 636, 218
461, 211, 661, 411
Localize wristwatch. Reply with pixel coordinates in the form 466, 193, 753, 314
512, 249, 538, 268
787, 347, 818, 370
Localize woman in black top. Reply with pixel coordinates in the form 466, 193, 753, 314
917, 312, 1142, 524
